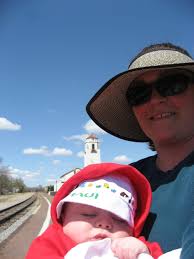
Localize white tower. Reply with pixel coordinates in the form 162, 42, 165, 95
84, 134, 101, 166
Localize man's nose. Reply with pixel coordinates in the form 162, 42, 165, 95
149, 88, 166, 104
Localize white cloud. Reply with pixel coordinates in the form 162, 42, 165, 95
23, 172, 40, 179
8, 166, 40, 179
0, 117, 21, 131
52, 147, 72, 156
113, 155, 131, 163
8, 167, 21, 174
52, 160, 61, 165
23, 146, 49, 155
77, 151, 84, 158
9, 173, 19, 179
63, 120, 106, 144
23, 146, 73, 157
83, 120, 106, 135
64, 134, 88, 142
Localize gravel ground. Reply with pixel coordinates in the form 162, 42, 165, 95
0, 194, 39, 243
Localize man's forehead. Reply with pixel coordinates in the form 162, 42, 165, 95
134, 68, 189, 83
134, 70, 162, 83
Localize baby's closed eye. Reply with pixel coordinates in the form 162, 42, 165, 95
81, 213, 97, 217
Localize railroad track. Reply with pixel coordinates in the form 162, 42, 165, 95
0, 194, 37, 231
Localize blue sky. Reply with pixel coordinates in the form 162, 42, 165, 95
0, 0, 194, 187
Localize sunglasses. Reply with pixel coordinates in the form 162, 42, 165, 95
126, 72, 194, 106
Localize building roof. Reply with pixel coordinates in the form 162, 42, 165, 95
86, 134, 98, 140
60, 168, 81, 178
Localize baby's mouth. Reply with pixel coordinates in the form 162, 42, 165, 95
91, 233, 109, 240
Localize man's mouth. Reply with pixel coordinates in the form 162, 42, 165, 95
150, 112, 175, 121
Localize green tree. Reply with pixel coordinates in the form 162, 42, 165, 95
12, 178, 27, 193
0, 166, 12, 194
47, 185, 54, 192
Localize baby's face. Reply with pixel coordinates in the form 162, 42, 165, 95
61, 203, 132, 244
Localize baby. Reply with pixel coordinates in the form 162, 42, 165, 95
26, 163, 163, 259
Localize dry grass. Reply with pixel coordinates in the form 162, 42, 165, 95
0, 193, 33, 203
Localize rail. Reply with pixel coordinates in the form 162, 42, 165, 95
0, 194, 37, 224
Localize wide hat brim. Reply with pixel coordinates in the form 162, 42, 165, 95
86, 50, 194, 142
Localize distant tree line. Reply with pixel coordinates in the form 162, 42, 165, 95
0, 160, 45, 194
0, 165, 27, 194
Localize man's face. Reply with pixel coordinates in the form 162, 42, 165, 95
132, 70, 194, 146
61, 203, 131, 244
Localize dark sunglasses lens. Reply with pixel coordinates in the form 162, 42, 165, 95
157, 74, 190, 97
126, 83, 152, 106
127, 72, 192, 106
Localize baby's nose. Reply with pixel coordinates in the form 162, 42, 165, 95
95, 219, 112, 230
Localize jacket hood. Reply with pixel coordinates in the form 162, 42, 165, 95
51, 162, 151, 237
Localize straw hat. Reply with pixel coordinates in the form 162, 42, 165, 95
86, 48, 194, 142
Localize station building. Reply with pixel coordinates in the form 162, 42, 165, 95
54, 134, 101, 192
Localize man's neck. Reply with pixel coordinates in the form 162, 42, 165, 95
155, 136, 194, 172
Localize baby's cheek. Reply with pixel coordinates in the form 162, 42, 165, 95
62, 224, 77, 241
62, 224, 69, 235
119, 224, 133, 238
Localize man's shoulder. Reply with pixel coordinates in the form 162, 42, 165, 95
131, 155, 156, 169
130, 155, 156, 178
